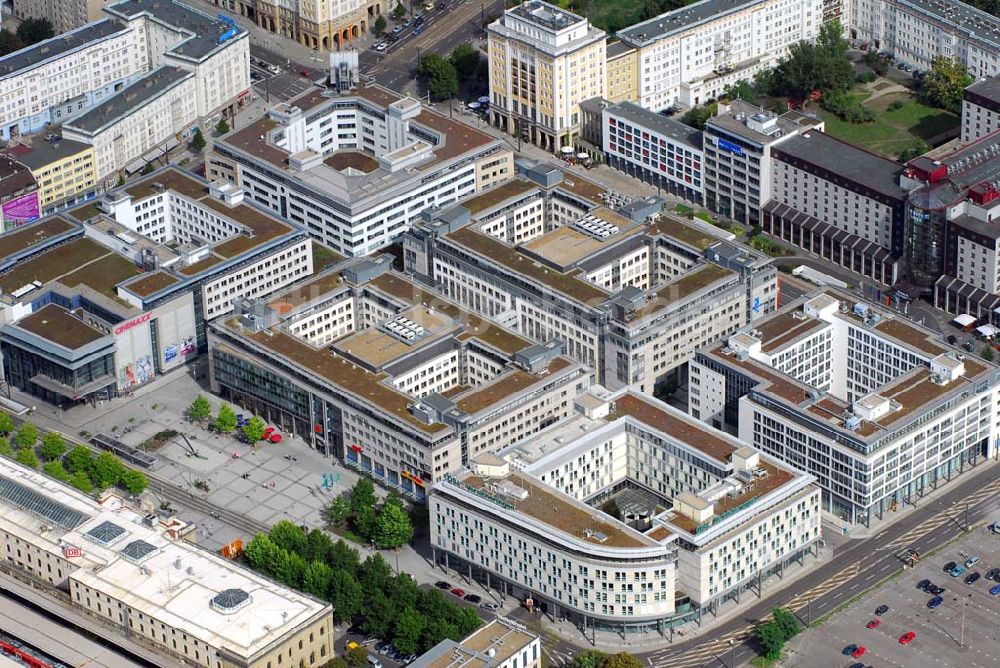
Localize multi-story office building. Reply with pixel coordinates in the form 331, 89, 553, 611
429, 388, 820, 630
849, 0, 1000, 80
207, 257, 589, 498
209, 85, 512, 258
763, 128, 907, 285
0, 167, 312, 404
404, 161, 777, 394
487, 1, 607, 151
692, 291, 1000, 525
412, 620, 540, 668
962, 77, 1000, 143
211, 0, 385, 50
0, 458, 334, 667
588, 99, 705, 203
703, 100, 821, 226
10, 139, 99, 213
0, 0, 250, 141
617, 0, 822, 111
62, 66, 198, 186
12, 0, 112, 33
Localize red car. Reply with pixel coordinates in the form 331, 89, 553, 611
263, 427, 275, 438
269, 433, 283, 443
450, 588, 465, 597
866, 619, 881, 629
852, 647, 866, 658
899, 631, 916, 645
300, 68, 311, 77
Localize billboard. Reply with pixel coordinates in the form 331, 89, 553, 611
1, 191, 40, 228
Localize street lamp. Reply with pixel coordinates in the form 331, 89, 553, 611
728, 639, 735, 667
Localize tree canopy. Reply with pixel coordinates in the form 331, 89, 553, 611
773, 20, 853, 98
417, 54, 459, 101
187, 395, 211, 421
450, 43, 482, 82
920, 57, 972, 113
242, 415, 266, 443
40, 432, 66, 462
16, 18, 54, 44
66, 445, 93, 474
214, 403, 237, 434
374, 501, 414, 548
91, 451, 125, 489
14, 422, 37, 448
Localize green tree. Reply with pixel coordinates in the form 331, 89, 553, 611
351, 477, 377, 513
0, 437, 12, 458
374, 501, 414, 548
43, 460, 70, 482
325, 658, 350, 668
359, 553, 395, 592
373, 15, 387, 36
353, 504, 377, 540
392, 2, 406, 19
722, 79, 757, 105
420, 617, 459, 652
361, 591, 395, 639
983, 345, 995, 362
191, 127, 207, 152
276, 551, 308, 588
772, 607, 801, 640
214, 403, 237, 434
0, 412, 14, 435
242, 415, 266, 443
120, 469, 148, 495
327, 496, 351, 527
141, 163, 155, 175
392, 608, 427, 655
0, 31, 24, 58
330, 570, 364, 622
755, 620, 786, 660
328, 539, 360, 574
216, 118, 230, 134
450, 605, 482, 637
304, 528, 334, 563
15, 447, 38, 469
302, 560, 334, 599
680, 102, 718, 130
864, 49, 888, 76
898, 139, 928, 162
345, 647, 368, 668
14, 422, 37, 448
774, 20, 853, 98
65, 445, 93, 474
244, 533, 285, 577
569, 651, 608, 668
920, 56, 972, 112
90, 451, 125, 489
450, 43, 481, 82
417, 54, 459, 101
602, 653, 643, 668
39, 432, 66, 462
70, 471, 94, 494
270, 519, 307, 555
187, 395, 211, 422
16, 18, 54, 45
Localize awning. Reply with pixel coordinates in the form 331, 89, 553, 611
560, 146, 575, 154
123, 158, 145, 175
976, 324, 999, 337
954, 313, 977, 326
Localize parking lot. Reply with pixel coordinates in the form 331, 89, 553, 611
785, 523, 1000, 668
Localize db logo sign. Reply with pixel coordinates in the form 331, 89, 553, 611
64, 546, 82, 558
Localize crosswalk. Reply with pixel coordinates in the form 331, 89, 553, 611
647, 471, 1000, 668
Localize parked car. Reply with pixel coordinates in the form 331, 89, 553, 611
965, 572, 981, 585
899, 631, 916, 645
463, 594, 482, 604
928, 596, 943, 608
413, 26, 423, 35
947, 334, 958, 345
852, 646, 867, 658
842, 644, 858, 656
866, 619, 881, 629
435, 581, 451, 589
987, 568, 1000, 581
990, 583, 1000, 596
966, 556, 981, 568
950, 564, 967, 577
944, 561, 957, 572
450, 588, 466, 598
393, 25, 403, 34
929, 585, 945, 595
300, 68, 311, 77
917, 579, 931, 590
875, 604, 890, 615
481, 602, 500, 612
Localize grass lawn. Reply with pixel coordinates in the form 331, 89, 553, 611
816, 92, 959, 157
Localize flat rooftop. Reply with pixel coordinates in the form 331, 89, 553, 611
0, 216, 76, 261
619, 0, 771, 45
123, 270, 180, 298
13, 139, 92, 171
652, 215, 720, 251
0, 237, 111, 294
13, 303, 107, 350
0, 20, 124, 79
756, 311, 828, 354
772, 131, 906, 200
447, 226, 609, 304
609, 393, 737, 463
332, 306, 457, 369
455, 357, 572, 414
606, 101, 702, 149
630, 263, 734, 320
105, 0, 248, 61
65, 66, 192, 135
965, 76, 1000, 104
413, 621, 537, 668
708, 101, 812, 145
461, 179, 538, 215
268, 272, 346, 313
459, 469, 655, 548
519, 214, 645, 269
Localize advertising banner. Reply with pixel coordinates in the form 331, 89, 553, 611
1, 191, 40, 227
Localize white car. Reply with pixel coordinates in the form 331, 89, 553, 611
966, 556, 981, 568
374, 42, 386, 51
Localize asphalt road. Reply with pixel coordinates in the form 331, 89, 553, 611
647, 460, 1000, 668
